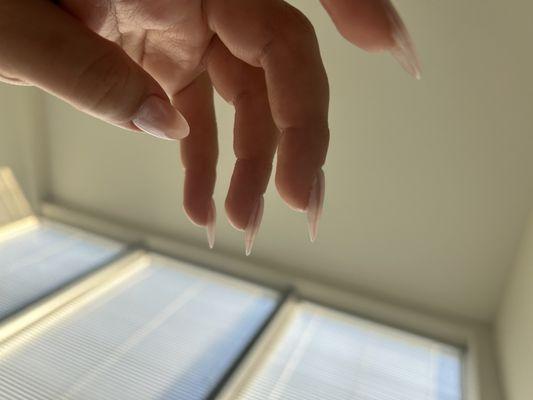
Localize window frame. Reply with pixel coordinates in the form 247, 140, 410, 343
0, 201, 502, 400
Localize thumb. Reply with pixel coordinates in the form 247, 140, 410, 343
0, 0, 189, 140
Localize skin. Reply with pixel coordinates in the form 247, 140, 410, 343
0, 0, 409, 234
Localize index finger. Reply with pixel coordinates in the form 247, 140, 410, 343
206, 0, 329, 221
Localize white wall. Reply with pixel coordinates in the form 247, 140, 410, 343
496, 210, 533, 399
41, 0, 533, 323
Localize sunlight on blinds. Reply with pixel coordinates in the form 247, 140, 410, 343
0, 167, 32, 225
236, 302, 462, 400
0, 221, 123, 320
0, 255, 279, 400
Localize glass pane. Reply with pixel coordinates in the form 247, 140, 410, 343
236, 302, 463, 400
0, 221, 123, 319
0, 255, 279, 400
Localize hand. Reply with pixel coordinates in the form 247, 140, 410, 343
0, 0, 419, 253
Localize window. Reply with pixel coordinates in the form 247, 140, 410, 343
234, 303, 462, 400
0, 168, 463, 400
0, 221, 123, 320
0, 255, 279, 400
0, 236, 463, 400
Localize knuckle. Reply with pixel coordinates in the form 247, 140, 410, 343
73, 44, 136, 122
281, 5, 316, 43
259, 5, 316, 63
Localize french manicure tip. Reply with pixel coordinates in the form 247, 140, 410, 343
132, 95, 190, 140
391, 47, 422, 80
307, 170, 325, 243
207, 225, 215, 249
244, 197, 264, 256
206, 200, 216, 249
308, 219, 318, 243
245, 234, 257, 256
385, 3, 422, 80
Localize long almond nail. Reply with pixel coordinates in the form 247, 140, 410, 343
245, 196, 264, 256
206, 199, 216, 249
132, 95, 190, 140
307, 169, 325, 243
385, 2, 422, 79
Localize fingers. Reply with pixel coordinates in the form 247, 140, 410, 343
175, 73, 218, 248
205, 0, 329, 222
320, 0, 421, 78
0, 0, 189, 139
206, 38, 278, 254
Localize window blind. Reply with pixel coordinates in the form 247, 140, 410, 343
235, 302, 462, 400
0, 255, 279, 400
0, 221, 124, 320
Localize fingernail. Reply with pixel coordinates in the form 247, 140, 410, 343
132, 95, 190, 140
206, 199, 216, 249
245, 196, 264, 256
307, 169, 325, 243
385, 2, 422, 80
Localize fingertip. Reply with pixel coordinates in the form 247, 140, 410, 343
224, 158, 273, 231
226, 194, 264, 255
224, 197, 249, 231
275, 174, 310, 213
183, 198, 217, 249
183, 197, 211, 227
132, 95, 190, 140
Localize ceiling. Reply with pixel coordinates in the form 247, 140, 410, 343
7, 0, 532, 322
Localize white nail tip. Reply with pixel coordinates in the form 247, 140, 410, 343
245, 197, 264, 256
206, 200, 216, 249
391, 38, 422, 80
386, 4, 422, 79
307, 169, 325, 243
132, 95, 190, 140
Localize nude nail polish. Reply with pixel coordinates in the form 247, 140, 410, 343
307, 169, 325, 243
206, 199, 216, 249
245, 196, 264, 256
132, 95, 190, 140
385, 2, 422, 79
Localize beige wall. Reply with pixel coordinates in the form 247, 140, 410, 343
41, 0, 533, 322
496, 210, 533, 399
0, 86, 29, 193
0, 85, 46, 210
